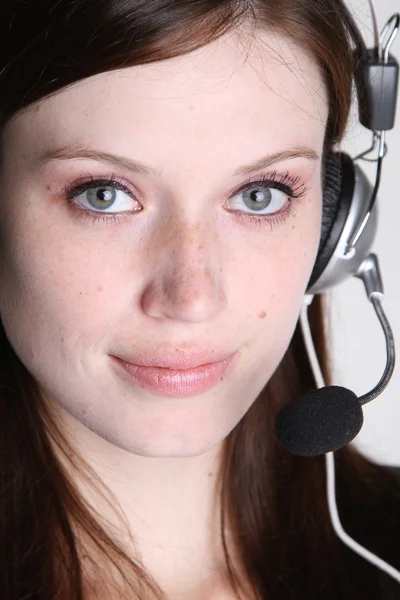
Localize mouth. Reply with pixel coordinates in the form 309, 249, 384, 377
111, 348, 237, 370
110, 352, 238, 398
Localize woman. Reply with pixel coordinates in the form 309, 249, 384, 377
1, 0, 400, 598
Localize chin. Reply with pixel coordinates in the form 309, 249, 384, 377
91, 421, 228, 459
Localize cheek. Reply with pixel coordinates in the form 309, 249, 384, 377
235, 197, 321, 363
0, 201, 123, 373
236, 200, 321, 318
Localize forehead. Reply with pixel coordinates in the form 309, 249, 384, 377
5, 28, 328, 172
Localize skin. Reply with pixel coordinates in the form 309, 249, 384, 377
0, 26, 327, 598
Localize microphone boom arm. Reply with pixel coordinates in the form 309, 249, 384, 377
355, 253, 396, 405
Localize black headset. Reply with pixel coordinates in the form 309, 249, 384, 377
275, 2, 399, 459
306, 5, 399, 296
274, 7, 400, 584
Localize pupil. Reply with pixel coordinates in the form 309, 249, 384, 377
98, 189, 111, 201
250, 190, 264, 203
87, 186, 116, 209
245, 187, 272, 212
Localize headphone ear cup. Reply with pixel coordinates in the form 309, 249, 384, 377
307, 152, 355, 290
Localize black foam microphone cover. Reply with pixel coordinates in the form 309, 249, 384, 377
275, 385, 364, 457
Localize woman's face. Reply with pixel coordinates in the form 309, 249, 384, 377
0, 29, 327, 457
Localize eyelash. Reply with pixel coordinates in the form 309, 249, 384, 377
62, 171, 309, 230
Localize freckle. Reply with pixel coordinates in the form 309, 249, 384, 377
208, 471, 213, 478
60, 337, 64, 343
97, 285, 103, 292
292, 225, 295, 230
46, 184, 51, 191
258, 311, 266, 319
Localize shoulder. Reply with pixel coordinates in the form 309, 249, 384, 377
374, 465, 400, 598
340, 460, 400, 548
336, 460, 400, 598
386, 464, 400, 480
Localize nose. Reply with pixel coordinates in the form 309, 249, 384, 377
141, 218, 227, 323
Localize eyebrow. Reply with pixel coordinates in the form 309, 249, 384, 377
41, 145, 319, 177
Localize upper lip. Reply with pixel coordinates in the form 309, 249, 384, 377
111, 348, 236, 369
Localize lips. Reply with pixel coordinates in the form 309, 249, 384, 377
111, 348, 236, 370
110, 352, 238, 397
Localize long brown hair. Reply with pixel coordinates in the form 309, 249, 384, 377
1, 1, 400, 598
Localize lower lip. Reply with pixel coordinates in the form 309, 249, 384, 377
111, 353, 237, 398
